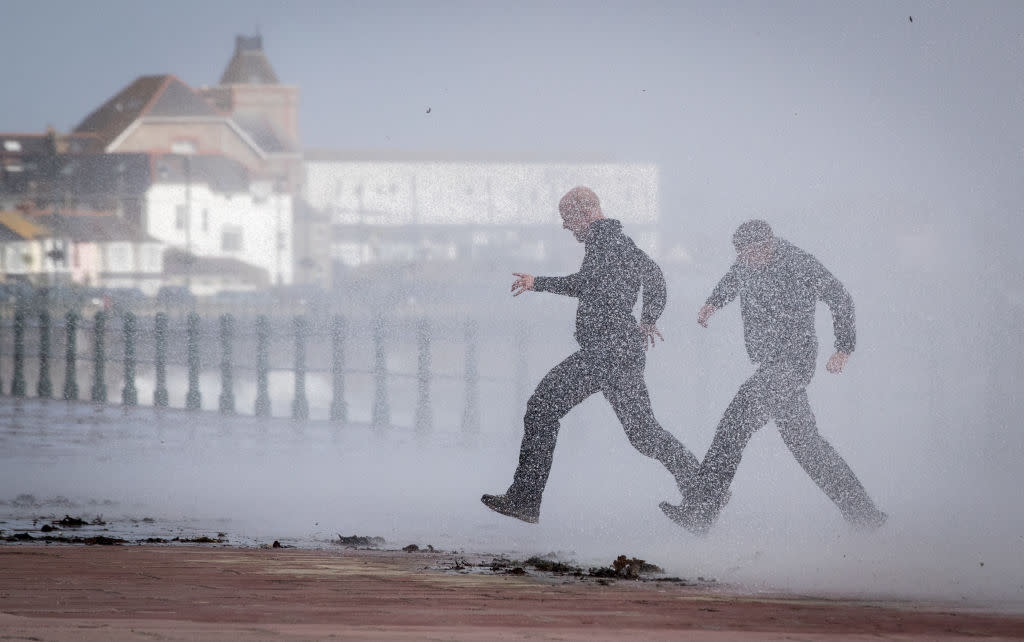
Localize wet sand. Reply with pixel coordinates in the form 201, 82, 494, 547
1, 544, 1022, 640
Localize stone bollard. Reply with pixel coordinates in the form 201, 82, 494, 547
153, 313, 169, 407
37, 310, 53, 398
185, 312, 201, 410
11, 308, 26, 397
414, 318, 432, 434
329, 315, 347, 422
291, 315, 309, 420
63, 311, 79, 401
371, 315, 390, 428
218, 314, 235, 414
121, 312, 138, 406
254, 315, 271, 417
90, 311, 107, 403
461, 320, 480, 434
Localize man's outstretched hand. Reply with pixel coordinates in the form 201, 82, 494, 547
511, 272, 535, 297
641, 323, 664, 349
697, 304, 717, 328
826, 351, 850, 374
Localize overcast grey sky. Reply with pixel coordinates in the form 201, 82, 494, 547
3, 1, 1023, 262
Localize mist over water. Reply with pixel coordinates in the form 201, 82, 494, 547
2, 235, 1023, 611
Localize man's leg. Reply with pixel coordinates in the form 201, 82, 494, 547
662, 369, 772, 533
775, 390, 886, 528
602, 357, 699, 492
483, 350, 601, 522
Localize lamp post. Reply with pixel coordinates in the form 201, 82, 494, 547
275, 184, 283, 286
159, 153, 194, 295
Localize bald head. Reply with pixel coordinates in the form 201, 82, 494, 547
559, 186, 604, 242
559, 186, 602, 217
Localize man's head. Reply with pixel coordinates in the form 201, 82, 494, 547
732, 219, 775, 268
559, 186, 604, 242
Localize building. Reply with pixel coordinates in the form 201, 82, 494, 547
303, 151, 660, 277
0, 134, 290, 290
145, 153, 291, 289
0, 209, 163, 292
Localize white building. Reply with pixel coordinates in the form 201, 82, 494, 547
144, 154, 292, 293
303, 153, 659, 269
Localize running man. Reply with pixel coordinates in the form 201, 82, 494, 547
482, 186, 698, 523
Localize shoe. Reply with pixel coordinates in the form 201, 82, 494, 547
481, 493, 539, 524
659, 501, 712, 536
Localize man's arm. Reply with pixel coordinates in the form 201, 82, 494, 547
699, 264, 741, 327
632, 244, 667, 348
809, 257, 856, 355
511, 271, 585, 297
533, 272, 583, 297
635, 245, 667, 326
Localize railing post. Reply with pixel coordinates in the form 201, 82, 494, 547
254, 315, 271, 417
329, 315, 347, 422
185, 312, 201, 410
371, 315, 390, 428
37, 310, 52, 398
153, 313, 169, 407
218, 313, 235, 414
121, 312, 138, 406
414, 318, 432, 434
11, 308, 26, 397
291, 315, 309, 420
461, 319, 480, 434
63, 311, 78, 401
90, 311, 107, 403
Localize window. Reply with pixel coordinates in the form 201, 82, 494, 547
170, 140, 197, 155
175, 205, 188, 230
221, 226, 243, 252
108, 245, 129, 270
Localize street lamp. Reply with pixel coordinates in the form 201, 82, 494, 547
159, 153, 194, 294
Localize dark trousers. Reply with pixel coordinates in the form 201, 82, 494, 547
687, 354, 881, 525
508, 339, 698, 509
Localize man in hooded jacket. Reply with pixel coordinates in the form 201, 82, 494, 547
481, 186, 698, 523
660, 219, 886, 534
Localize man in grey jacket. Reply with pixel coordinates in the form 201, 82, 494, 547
481, 186, 698, 524
661, 219, 886, 534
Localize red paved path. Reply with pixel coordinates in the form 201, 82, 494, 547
1, 545, 1022, 640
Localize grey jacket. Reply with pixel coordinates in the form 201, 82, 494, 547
706, 238, 855, 363
534, 218, 666, 351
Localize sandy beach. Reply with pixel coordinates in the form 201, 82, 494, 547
2, 544, 1023, 640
